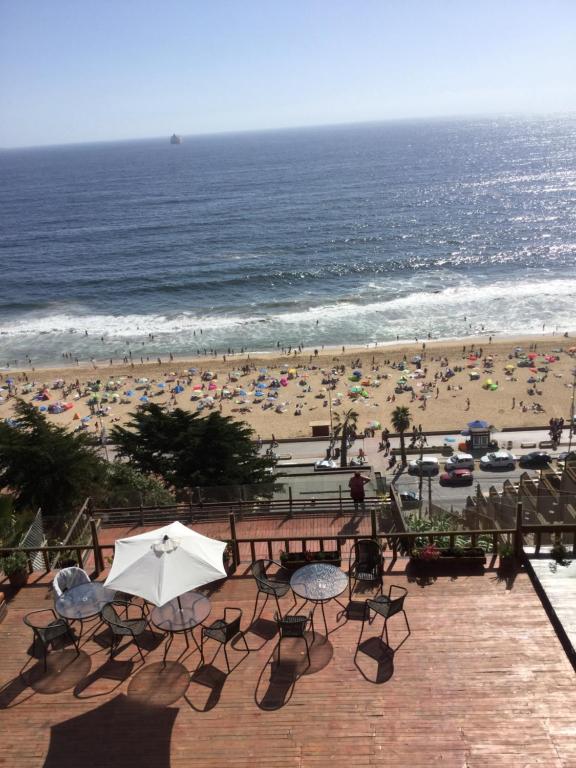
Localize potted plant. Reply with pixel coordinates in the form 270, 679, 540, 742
410, 544, 486, 572
279, 549, 341, 572
223, 544, 234, 574
550, 538, 568, 564
498, 541, 515, 571
0, 552, 29, 588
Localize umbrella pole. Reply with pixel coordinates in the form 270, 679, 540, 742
177, 594, 183, 611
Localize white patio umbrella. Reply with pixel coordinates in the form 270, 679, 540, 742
104, 520, 227, 607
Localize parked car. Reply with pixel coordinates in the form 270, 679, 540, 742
479, 450, 516, 470
314, 459, 338, 471
445, 452, 475, 471
408, 456, 440, 476
439, 468, 474, 487
518, 451, 552, 468
558, 451, 576, 468
399, 490, 419, 509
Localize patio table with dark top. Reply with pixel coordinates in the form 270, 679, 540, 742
150, 591, 211, 666
290, 563, 348, 640
55, 582, 117, 641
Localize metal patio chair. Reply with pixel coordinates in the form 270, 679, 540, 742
100, 600, 148, 662
274, 612, 313, 669
250, 559, 292, 618
348, 539, 383, 598
201, 607, 249, 672
24, 609, 79, 671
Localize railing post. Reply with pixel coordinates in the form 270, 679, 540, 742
229, 513, 239, 569
139, 503, 144, 528
90, 515, 104, 576
288, 487, 293, 518
339, 486, 343, 516
371, 505, 377, 539
514, 501, 523, 558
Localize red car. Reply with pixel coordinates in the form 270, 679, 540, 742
439, 468, 474, 487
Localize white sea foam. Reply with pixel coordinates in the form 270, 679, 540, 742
1, 277, 574, 348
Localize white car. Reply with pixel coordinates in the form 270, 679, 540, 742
408, 456, 440, 475
445, 452, 475, 471
479, 450, 516, 470
314, 458, 338, 471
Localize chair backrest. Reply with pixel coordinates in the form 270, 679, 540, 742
276, 614, 308, 638
101, 601, 129, 632
353, 539, 381, 569
367, 593, 406, 619
53, 566, 91, 598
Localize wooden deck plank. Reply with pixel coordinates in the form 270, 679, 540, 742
1, 567, 575, 767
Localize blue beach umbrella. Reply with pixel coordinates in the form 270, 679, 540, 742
173, 385, 184, 393
157, 382, 166, 388
467, 419, 489, 429
140, 395, 149, 403
125, 390, 134, 397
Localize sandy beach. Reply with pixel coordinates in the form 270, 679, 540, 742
1, 334, 574, 441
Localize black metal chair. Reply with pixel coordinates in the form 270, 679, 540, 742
250, 559, 292, 618
201, 607, 249, 672
274, 612, 313, 669
24, 609, 79, 671
356, 585, 410, 652
348, 539, 384, 598
100, 600, 148, 662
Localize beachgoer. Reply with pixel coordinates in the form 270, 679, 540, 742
348, 471, 370, 512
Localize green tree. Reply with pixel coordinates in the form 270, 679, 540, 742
391, 406, 411, 467
333, 408, 359, 468
95, 464, 176, 508
0, 400, 105, 519
111, 404, 275, 490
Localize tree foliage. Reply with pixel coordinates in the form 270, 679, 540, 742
391, 406, 411, 466
111, 404, 276, 490
93, 463, 176, 509
0, 400, 105, 517
332, 408, 359, 468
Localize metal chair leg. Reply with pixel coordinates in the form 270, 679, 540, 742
354, 609, 368, 663
223, 644, 231, 673
273, 592, 283, 618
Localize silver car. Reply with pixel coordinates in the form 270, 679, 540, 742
445, 452, 475, 471
479, 450, 515, 470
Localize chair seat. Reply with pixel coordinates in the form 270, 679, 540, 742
111, 618, 147, 636
38, 620, 70, 644
355, 569, 379, 581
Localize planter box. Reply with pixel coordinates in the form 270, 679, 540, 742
7, 569, 29, 588
410, 548, 486, 572
280, 551, 341, 572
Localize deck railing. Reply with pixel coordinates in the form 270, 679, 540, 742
2, 501, 575, 580
93, 495, 384, 528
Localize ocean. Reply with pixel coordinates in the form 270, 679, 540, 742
1, 115, 576, 366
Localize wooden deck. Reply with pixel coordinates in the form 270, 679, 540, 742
1, 564, 576, 768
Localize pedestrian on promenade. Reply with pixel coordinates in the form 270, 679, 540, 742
348, 471, 370, 512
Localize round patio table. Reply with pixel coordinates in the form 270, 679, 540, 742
290, 563, 348, 640
150, 591, 211, 666
55, 582, 117, 640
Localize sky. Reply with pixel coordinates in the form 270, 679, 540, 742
1, 0, 576, 148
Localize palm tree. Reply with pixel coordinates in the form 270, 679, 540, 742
391, 406, 411, 467
332, 408, 359, 468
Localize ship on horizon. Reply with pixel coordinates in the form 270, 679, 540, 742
170, 134, 182, 144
